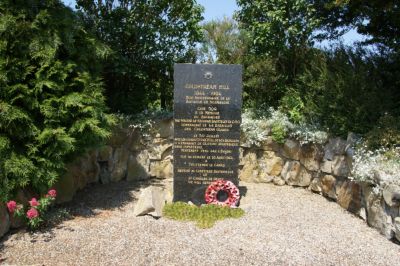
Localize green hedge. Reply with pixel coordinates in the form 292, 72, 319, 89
0, 0, 115, 201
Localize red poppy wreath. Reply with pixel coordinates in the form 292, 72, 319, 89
204, 179, 240, 207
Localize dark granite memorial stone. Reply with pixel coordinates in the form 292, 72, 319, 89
173, 64, 242, 204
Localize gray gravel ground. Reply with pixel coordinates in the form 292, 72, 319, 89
1, 181, 400, 266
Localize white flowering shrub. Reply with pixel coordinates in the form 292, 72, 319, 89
265, 108, 295, 143
350, 144, 400, 188
265, 108, 293, 129
123, 108, 172, 137
241, 110, 269, 146
241, 107, 329, 146
290, 123, 329, 145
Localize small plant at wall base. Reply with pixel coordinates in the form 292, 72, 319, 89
6, 189, 57, 229
163, 202, 245, 229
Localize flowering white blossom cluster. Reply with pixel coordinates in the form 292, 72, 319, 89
241, 110, 269, 146
241, 107, 328, 146
350, 144, 400, 189
290, 123, 329, 145
265, 107, 294, 132
126, 109, 172, 137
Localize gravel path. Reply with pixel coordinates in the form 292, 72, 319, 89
1, 181, 399, 265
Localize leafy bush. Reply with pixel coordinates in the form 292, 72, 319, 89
76, 0, 204, 114
279, 89, 306, 124
163, 202, 245, 229
0, 1, 115, 201
365, 114, 400, 150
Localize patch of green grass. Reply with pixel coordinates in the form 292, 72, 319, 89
163, 202, 245, 228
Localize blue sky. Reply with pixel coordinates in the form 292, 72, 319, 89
197, 0, 238, 21
62, 0, 362, 45
62, 0, 239, 21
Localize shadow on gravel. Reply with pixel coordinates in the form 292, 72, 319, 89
62, 179, 161, 218
0, 179, 164, 257
0, 178, 163, 249
0, 237, 5, 263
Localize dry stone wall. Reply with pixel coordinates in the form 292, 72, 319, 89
1, 118, 400, 243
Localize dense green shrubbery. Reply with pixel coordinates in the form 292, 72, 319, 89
365, 114, 400, 150
234, 0, 400, 140
0, 0, 115, 201
76, 0, 204, 114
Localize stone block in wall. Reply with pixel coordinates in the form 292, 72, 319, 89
59, 151, 100, 194
281, 161, 300, 184
84, 150, 101, 184
310, 177, 322, 193
239, 133, 252, 148
97, 146, 113, 184
362, 184, 395, 239
54, 172, 77, 204
297, 167, 312, 187
262, 151, 284, 176
273, 176, 285, 186
261, 136, 280, 152
382, 184, 400, 207
150, 158, 173, 179
281, 139, 301, 160
239, 147, 244, 166
0, 203, 10, 239
367, 198, 395, 239
281, 161, 311, 187
111, 147, 130, 182
320, 160, 332, 174
156, 118, 174, 139
99, 164, 111, 184
148, 142, 172, 161
321, 175, 336, 200
108, 126, 130, 147
239, 151, 260, 182
300, 144, 323, 171
359, 208, 367, 221
346, 132, 358, 151
239, 150, 275, 183
98, 145, 113, 162
127, 129, 143, 152
324, 137, 347, 161
395, 217, 400, 242
332, 155, 351, 177
127, 150, 150, 181
65, 161, 85, 191
336, 181, 362, 215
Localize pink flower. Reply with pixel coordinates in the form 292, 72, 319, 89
6, 201, 17, 213
29, 198, 39, 207
47, 189, 57, 198
26, 208, 39, 219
